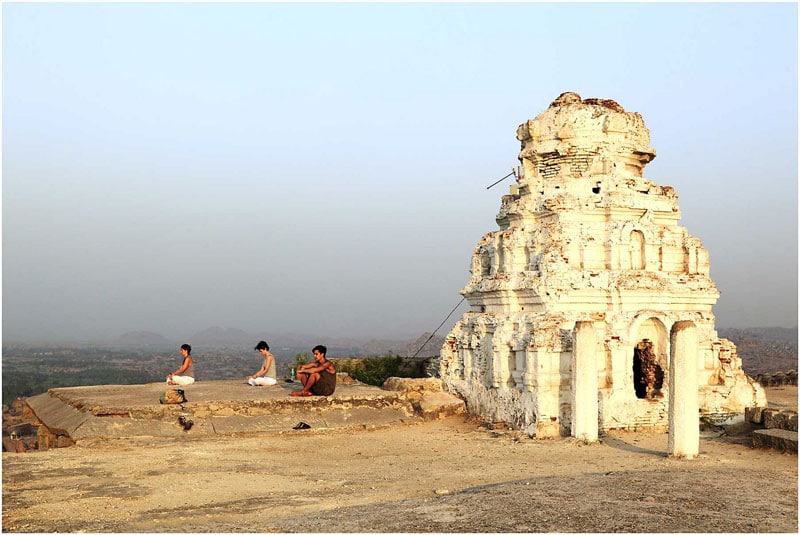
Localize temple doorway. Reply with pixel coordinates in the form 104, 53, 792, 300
632, 318, 668, 399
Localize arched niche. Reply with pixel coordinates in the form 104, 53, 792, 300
630, 230, 646, 270
616, 223, 653, 271
479, 249, 491, 276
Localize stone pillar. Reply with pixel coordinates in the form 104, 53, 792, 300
482, 330, 495, 387
609, 343, 627, 392
461, 347, 473, 381
511, 349, 525, 389
668, 321, 699, 458
572, 321, 599, 442
491, 346, 504, 388
688, 246, 698, 274
523, 347, 537, 391
534, 350, 561, 438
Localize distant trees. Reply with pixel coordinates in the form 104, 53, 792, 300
2, 369, 160, 406
293, 353, 310, 368
0, 345, 434, 404
334, 354, 430, 387
754, 370, 798, 387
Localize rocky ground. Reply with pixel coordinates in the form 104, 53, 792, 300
2, 386, 797, 533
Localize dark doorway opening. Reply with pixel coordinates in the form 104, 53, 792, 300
633, 339, 664, 399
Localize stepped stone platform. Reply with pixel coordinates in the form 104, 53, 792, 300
744, 405, 798, 454
24, 378, 466, 449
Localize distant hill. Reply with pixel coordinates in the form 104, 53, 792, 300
188, 327, 254, 349
719, 327, 798, 375
399, 333, 446, 358
93, 326, 800, 376
106, 327, 446, 358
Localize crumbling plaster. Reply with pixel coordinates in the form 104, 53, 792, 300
440, 92, 765, 438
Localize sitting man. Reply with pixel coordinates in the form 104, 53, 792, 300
291, 345, 336, 397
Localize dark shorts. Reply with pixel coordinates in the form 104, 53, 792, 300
311, 370, 336, 396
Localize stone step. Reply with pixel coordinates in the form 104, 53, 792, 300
751, 429, 798, 454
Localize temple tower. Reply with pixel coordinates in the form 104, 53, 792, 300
440, 93, 765, 446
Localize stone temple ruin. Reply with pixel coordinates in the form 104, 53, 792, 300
439, 92, 766, 456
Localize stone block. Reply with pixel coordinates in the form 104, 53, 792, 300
761, 408, 779, 428
763, 409, 796, 430
752, 429, 798, 454
383, 377, 442, 393
536, 420, 561, 439
25, 392, 90, 436
417, 392, 465, 420
745, 406, 764, 424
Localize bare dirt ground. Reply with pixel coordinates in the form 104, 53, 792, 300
2, 386, 797, 533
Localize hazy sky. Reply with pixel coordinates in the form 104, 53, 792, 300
2, 2, 797, 344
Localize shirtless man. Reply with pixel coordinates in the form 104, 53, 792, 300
291, 345, 336, 397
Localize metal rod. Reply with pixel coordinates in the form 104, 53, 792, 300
486, 171, 515, 190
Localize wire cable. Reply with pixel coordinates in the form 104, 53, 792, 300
409, 297, 467, 359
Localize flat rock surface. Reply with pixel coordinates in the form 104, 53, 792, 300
46, 379, 398, 408
3, 386, 797, 533
25, 380, 431, 439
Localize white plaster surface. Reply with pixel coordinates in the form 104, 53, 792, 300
440, 92, 765, 437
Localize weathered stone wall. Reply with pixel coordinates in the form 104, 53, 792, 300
441, 92, 765, 437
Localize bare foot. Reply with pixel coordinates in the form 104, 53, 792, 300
290, 390, 312, 397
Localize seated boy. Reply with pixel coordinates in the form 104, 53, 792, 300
291, 345, 336, 397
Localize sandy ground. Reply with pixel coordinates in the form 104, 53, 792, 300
2, 386, 797, 533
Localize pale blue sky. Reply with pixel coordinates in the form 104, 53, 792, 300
2, 2, 797, 343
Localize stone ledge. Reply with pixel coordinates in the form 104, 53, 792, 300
751, 429, 798, 454
23, 378, 466, 448
383, 377, 466, 420
417, 391, 466, 420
